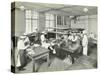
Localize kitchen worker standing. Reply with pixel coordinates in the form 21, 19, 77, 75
40, 31, 47, 45
40, 31, 50, 48
16, 34, 30, 71
82, 30, 88, 56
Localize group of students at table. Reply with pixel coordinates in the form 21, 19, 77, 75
12, 30, 88, 71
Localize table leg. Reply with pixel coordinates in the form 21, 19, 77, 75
15, 65, 17, 73
47, 53, 50, 66
32, 59, 35, 72
70, 54, 74, 64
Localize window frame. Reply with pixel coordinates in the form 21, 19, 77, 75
45, 13, 54, 31
25, 10, 39, 33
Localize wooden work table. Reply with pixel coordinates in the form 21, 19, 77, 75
27, 46, 50, 72
53, 40, 82, 63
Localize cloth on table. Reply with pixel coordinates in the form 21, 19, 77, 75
41, 42, 50, 49
26, 48, 35, 55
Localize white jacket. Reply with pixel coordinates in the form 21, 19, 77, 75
40, 34, 45, 42
82, 35, 88, 47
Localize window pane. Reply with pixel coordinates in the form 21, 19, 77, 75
26, 20, 31, 33
45, 13, 54, 31
45, 21, 50, 28
45, 13, 50, 20
64, 17, 66, 25
32, 11, 38, 19
57, 16, 61, 25
61, 16, 63, 25
32, 20, 38, 27
57, 16, 65, 25
50, 14, 54, 20
25, 10, 31, 18
25, 10, 39, 33
32, 20, 38, 32
32, 20, 38, 28
50, 21, 54, 27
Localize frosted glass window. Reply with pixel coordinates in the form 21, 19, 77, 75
50, 14, 54, 20
32, 20, 38, 28
26, 20, 31, 33
32, 11, 38, 19
46, 13, 50, 20
50, 21, 54, 27
45, 13, 54, 30
25, 10, 31, 18
25, 10, 39, 33
45, 21, 50, 28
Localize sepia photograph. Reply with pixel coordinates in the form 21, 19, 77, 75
11, 2, 97, 73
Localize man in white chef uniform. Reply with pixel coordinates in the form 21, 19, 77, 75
40, 31, 49, 48
82, 30, 88, 56
16, 34, 30, 71
40, 31, 56, 54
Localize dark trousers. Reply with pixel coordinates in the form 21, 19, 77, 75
19, 50, 27, 68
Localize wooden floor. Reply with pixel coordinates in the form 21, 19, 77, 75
17, 44, 97, 73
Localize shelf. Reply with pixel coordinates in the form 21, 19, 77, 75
46, 27, 84, 30
47, 31, 67, 35
45, 27, 69, 30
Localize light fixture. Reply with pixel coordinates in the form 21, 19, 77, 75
19, 6, 25, 11
83, 8, 88, 13
69, 16, 74, 19
11, 5, 25, 11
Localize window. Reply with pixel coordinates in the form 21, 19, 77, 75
26, 20, 31, 33
45, 13, 54, 31
57, 16, 68, 25
25, 10, 32, 33
64, 16, 67, 25
32, 11, 39, 32
25, 10, 39, 33
57, 16, 62, 25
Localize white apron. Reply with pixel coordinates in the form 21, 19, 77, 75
16, 52, 21, 67
16, 40, 25, 67
82, 35, 88, 56
83, 45, 88, 55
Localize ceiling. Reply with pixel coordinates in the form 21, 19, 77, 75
14, 2, 97, 16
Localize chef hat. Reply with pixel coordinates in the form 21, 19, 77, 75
23, 32, 28, 36
42, 31, 47, 34
83, 30, 87, 34
19, 35, 26, 39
